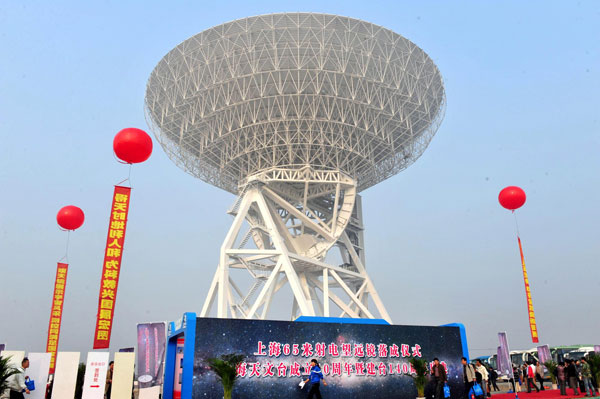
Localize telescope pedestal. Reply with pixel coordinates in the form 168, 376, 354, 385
200, 168, 391, 323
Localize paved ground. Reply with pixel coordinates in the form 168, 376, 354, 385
488, 380, 554, 395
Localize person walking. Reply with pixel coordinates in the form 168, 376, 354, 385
513, 365, 522, 392
431, 358, 447, 399
558, 361, 567, 396
577, 359, 587, 394
580, 358, 598, 397
105, 361, 114, 399
475, 360, 489, 398
567, 359, 580, 395
536, 361, 546, 391
521, 364, 528, 390
303, 359, 327, 399
7, 358, 30, 399
489, 368, 500, 392
527, 362, 540, 393
462, 357, 477, 399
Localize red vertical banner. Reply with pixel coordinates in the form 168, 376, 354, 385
46, 262, 68, 373
518, 236, 539, 343
93, 185, 131, 349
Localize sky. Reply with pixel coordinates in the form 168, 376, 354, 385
0, 1, 598, 360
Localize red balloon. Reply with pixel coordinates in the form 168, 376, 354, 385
113, 127, 153, 164
57, 206, 85, 230
498, 186, 526, 210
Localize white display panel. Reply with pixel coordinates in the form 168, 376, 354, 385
111, 352, 135, 399
138, 386, 161, 399
0, 350, 24, 367
26, 352, 51, 399
51, 352, 80, 399
81, 351, 109, 399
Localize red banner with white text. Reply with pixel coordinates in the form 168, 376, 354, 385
93, 185, 131, 349
46, 262, 68, 373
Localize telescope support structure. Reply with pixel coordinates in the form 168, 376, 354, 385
200, 167, 391, 323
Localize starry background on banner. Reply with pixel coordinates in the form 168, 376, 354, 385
192, 318, 465, 399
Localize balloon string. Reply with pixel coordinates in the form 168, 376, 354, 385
116, 164, 133, 187
512, 210, 521, 238
59, 230, 71, 263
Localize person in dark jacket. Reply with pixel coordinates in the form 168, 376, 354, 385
557, 361, 567, 396
489, 368, 500, 391
431, 358, 448, 399
105, 361, 114, 399
303, 359, 327, 399
512, 365, 521, 393
566, 359, 580, 395
576, 359, 586, 394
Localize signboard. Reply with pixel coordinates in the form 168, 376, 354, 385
51, 352, 80, 399
0, 351, 24, 367
497, 332, 513, 379
81, 351, 109, 399
46, 262, 69, 373
93, 186, 132, 349
191, 317, 464, 398
119, 347, 135, 353
137, 322, 166, 388
27, 352, 51, 399
139, 386, 161, 399
537, 345, 551, 364
111, 352, 136, 399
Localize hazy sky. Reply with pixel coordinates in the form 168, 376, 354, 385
1, 1, 598, 359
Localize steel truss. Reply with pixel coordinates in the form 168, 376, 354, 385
145, 13, 445, 194
200, 167, 391, 322
146, 13, 446, 323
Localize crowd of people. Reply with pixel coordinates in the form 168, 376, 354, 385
509, 360, 549, 393
554, 358, 598, 397
460, 357, 502, 399
4, 352, 599, 399
459, 357, 600, 398
508, 358, 598, 397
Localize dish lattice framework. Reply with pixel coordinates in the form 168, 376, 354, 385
145, 12, 445, 194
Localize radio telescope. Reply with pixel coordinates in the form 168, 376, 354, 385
145, 13, 445, 322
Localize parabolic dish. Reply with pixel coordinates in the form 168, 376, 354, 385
145, 13, 445, 193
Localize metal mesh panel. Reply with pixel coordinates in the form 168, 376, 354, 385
145, 13, 445, 193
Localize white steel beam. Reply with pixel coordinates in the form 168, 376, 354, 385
260, 273, 282, 319
201, 174, 391, 323
200, 268, 219, 317
246, 259, 283, 318
323, 268, 330, 317
329, 270, 374, 318
255, 191, 315, 316
216, 189, 255, 317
